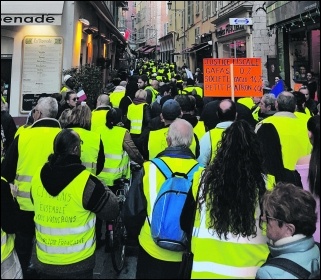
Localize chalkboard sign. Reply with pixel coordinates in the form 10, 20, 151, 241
20, 36, 63, 112
22, 93, 52, 112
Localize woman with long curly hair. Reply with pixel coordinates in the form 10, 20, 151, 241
181, 119, 269, 279
296, 115, 320, 243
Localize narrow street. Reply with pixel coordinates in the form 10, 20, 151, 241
94, 243, 138, 279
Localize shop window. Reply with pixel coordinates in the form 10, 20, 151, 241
223, 40, 246, 58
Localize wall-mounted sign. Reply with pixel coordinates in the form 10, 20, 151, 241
1, 14, 62, 25
215, 22, 245, 38
20, 36, 63, 112
1, 1, 64, 26
229, 18, 253, 25
203, 58, 262, 98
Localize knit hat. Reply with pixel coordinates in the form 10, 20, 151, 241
162, 99, 181, 120
63, 74, 72, 83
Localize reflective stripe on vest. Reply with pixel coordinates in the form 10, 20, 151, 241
71, 128, 100, 175
98, 126, 129, 186
190, 180, 269, 278
36, 218, 95, 236
1, 229, 15, 263
16, 126, 61, 211
127, 103, 145, 134
32, 170, 96, 264
138, 158, 204, 262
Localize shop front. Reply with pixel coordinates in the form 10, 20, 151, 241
266, 1, 320, 93
1, 1, 127, 123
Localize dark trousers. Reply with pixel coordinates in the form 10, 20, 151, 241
14, 210, 35, 277
136, 244, 181, 279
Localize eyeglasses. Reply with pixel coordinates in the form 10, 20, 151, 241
262, 211, 286, 224
72, 97, 79, 101
300, 86, 307, 89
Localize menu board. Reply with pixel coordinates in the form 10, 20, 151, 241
21, 36, 63, 112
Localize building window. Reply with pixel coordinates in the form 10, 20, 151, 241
187, 1, 194, 26
223, 40, 246, 58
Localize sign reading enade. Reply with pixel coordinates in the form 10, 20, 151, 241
203, 58, 262, 98
21, 36, 63, 112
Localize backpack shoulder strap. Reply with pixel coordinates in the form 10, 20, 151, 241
186, 163, 201, 182
151, 158, 172, 180
262, 257, 310, 279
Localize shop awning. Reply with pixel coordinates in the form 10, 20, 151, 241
1, 1, 64, 25
144, 47, 155, 54
187, 42, 212, 53
89, 1, 126, 45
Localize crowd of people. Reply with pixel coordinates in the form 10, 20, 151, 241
1, 59, 320, 279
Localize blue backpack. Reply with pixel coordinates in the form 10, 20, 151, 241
149, 158, 201, 251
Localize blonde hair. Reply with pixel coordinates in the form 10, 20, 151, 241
135, 89, 147, 99
58, 109, 72, 128
68, 104, 92, 130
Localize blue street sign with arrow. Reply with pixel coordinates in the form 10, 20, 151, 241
229, 18, 253, 25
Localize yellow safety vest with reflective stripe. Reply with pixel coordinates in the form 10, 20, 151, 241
127, 103, 146, 135
71, 127, 100, 175
110, 91, 125, 108
98, 126, 129, 186
91, 109, 109, 132
209, 127, 225, 163
189, 169, 269, 279
31, 169, 96, 265
193, 121, 206, 142
139, 158, 204, 261
252, 106, 260, 121
15, 126, 61, 211
148, 127, 199, 160
1, 177, 16, 264
1, 228, 15, 264
145, 86, 159, 103
183, 86, 204, 98
260, 115, 312, 170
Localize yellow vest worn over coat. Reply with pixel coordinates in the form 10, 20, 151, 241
31, 169, 96, 265
189, 169, 269, 279
145, 86, 158, 103
139, 157, 204, 261
127, 103, 146, 135
193, 121, 206, 142
1, 228, 15, 265
209, 127, 225, 163
110, 91, 126, 108
183, 86, 204, 98
91, 109, 109, 132
260, 115, 312, 170
98, 126, 129, 186
1, 177, 15, 265
71, 127, 100, 175
252, 106, 260, 122
148, 127, 199, 160
15, 126, 61, 211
